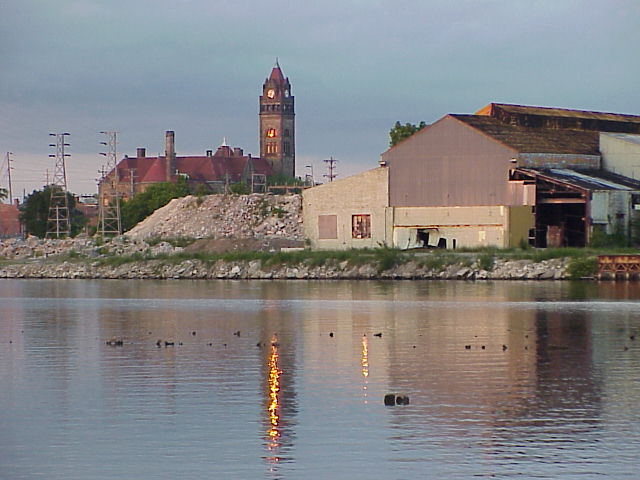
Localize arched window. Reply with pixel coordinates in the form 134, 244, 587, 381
266, 128, 277, 138
284, 129, 290, 137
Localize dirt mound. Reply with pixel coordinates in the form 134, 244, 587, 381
125, 193, 303, 242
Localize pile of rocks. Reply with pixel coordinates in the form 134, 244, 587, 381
125, 194, 303, 241
0, 236, 182, 261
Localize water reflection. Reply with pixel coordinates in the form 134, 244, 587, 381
266, 336, 282, 464
1, 279, 640, 480
361, 335, 369, 402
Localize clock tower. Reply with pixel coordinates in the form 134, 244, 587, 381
260, 60, 295, 178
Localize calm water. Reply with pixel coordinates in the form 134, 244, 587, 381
1, 279, 640, 479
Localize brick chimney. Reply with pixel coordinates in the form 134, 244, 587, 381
165, 131, 176, 181
137, 147, 146, 158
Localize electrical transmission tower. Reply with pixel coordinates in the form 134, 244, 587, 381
97, 131, 122, 236
46, 133, 71, 238
2, 152, 13, 203
323, 156, 338, 182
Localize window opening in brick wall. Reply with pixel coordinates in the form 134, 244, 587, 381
352, 214, 371, 239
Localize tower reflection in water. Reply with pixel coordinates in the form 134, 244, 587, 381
361, 335, 369, 403
266, 335, 282, 455
264, 334, 288, 474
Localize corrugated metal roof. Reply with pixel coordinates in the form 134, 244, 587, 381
519, 167, 640, 191
452, 115, 600, 155
476, 103, 640, 124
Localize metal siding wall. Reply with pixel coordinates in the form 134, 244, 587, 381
385, 116, 517, 207
600, 133, 640, 181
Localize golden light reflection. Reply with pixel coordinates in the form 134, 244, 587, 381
361, 335, 369, 378
361, 334, 369, 403
267, 336, 282, 447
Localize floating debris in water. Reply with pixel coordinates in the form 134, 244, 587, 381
384, 394, 409, 406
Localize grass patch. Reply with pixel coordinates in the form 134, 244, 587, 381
418, 251, 459, 270
96, 252, 145, 267
146, 236, 197, 248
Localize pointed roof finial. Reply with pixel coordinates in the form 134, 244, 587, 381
274, 57, 280, 68
221, 137, 227, 147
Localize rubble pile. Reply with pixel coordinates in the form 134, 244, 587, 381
125, 194, 303, 241
0, 236, 176, 260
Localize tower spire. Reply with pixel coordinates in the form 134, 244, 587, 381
260, 62, 295, 178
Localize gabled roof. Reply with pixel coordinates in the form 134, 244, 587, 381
113, 148, 272, 185
116, 156, 167, 183
451, 114, 600, 155
477, 103, 640, 124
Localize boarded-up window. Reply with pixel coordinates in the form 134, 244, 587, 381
318, 215, 338, 239
352, 214, 371, 239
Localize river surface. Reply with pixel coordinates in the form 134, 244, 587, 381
1, 279, 640, 479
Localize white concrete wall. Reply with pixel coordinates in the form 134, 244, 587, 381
392, 205, 533, 249
302, 167, 391, 250
600, 133, 640, 181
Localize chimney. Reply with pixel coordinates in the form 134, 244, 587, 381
233, 147, 243, 156
137, 147, 146, 158
165, 131, 176, 181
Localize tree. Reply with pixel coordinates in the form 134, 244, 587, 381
228, 182, 250, 195
0, 187, 7, 202
120, 179, 189, 231
19, 186, 86, 238
389, 121, 427, 147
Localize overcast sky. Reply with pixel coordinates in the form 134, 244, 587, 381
1, 0, 639, 198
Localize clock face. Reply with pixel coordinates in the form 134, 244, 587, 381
267, 89, 275, 99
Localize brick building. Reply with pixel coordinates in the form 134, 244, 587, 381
100, 62, 295, 200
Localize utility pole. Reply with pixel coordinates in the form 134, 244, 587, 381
5, 152, 13, 203
46, 133, 71, 238
323, 156, 338, 182
97, 131, 122, 236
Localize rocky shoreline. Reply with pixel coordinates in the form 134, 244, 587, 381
0, 234, 577, 281
0, 255, 570, 281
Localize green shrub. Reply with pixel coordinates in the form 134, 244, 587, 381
477, 253, 495, 271
375, 248, 405, 273
120, 178, 189, 231
567, 256, 598, 279
228, 183, 250, 195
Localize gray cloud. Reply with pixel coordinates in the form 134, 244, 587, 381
1, 0, 639, 193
